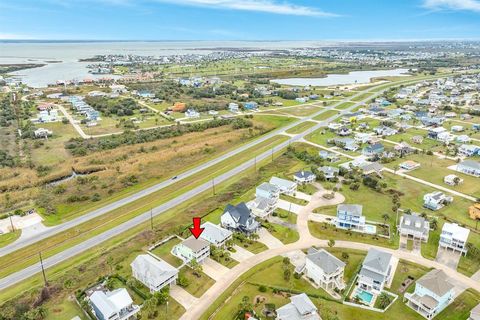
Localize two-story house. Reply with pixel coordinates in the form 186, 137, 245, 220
89, 288, 140, 320
221, 202, 260, 234
318, 166, 339, 181
293, 170, 316, 184
275, 293, 321, 320
439, 223, 470, 256
131, 254, 178, 293
423, 191, 453, 211
335, 204, 366, 232
250, 182, 280, 218
398, 214, 430, 242
404, 269, 454, 319
269, 177, 297, 195
358, 248, 394, 294
305, 247, 346, 292
199, 222, 232, 248
172, 237, 210, 264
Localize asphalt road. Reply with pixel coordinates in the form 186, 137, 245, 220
0, 77, 431, 291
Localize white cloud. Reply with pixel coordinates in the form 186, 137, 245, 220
423, 0, 480, 12
153, 0, 338, 17
0, 33, 36, 40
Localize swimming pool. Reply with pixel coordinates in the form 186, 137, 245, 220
356, 289, 374, 304
365, 224, 377, 234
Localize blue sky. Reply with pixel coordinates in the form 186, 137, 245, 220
1, 0, 480, 40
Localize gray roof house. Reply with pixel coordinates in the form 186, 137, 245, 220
293, 170, 316, 184
457, 160, 480, 177
270, 176, 297, 195
398, 214, 430, 242
220, 202, 260, 234
358, 248, 394, 294
470, 303, 480, 320
404, 270, 455, 319
89, 288, 140, 320
318, 166, 339, 180
131, 254, 178, 293
199, 222, 232, 247
275, 293, 321, 320
305, 248, 346, 291
172, 236, 210, 264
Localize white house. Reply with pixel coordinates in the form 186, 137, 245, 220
459, 145, 480, 157
423, 191, 453, 211
228, 103, 239, 113
318, 166, 339, 180
221, 202, 259, 234
398, 214, 430, 242
439, 223, 470, 256
89, 288, 140, 320
199, 222, 232, 248
443, 174, 463, 186
305, 247, 346, 292
404, 269, 454, 319
131, 254, 178, 293
293, 170, 316, 184
358, 248, 394, 294
456, 135, 471, 144
451, 125, 464, 132
172, 236, 210, 264
34, 128, 53, 139
185, 109, 200, 118
456, 160, 480, 177
336, 204, 367, 232
275, 293, 321, 320
269, 176, 297, 195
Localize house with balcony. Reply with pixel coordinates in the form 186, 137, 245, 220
335, 204, 370, 233
398, 214, 430, 242
318, 166, 339, 181
423, 191, 453, 211
199, 222, 232, 248
358, 248, 394, 294
304, 247, 346, 292
221, 202, 260, 234
444, 174, 463, 186
228, 103, 240, 113
275, 293, 321, 320
131, 254, 178, 293
89, 288, 140, 320
459, 145, 480, 157
293, 170, 316, 184
172, 236, 210, 264
439, 223, 470, 256
404, 269, 454, 319
269, 177, 297, 195
456, 160, 480, 177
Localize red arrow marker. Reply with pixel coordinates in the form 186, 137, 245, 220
189, 217, 205, 239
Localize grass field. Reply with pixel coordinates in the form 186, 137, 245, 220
0, 230, 21, 249
150, 237, 183, 267
313, 110, 340, 121
285, 121, 317, 134
266, 223, 299, 244
179, 267, 215, 298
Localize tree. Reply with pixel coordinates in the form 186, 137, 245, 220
190, 259, 203, 276
430, 218, 438, 231
328, 239, 335, 248
141, 296, 159, 319
238, 295, 252, 313
283, 268, 291, 281
382, 213, 390, 224
153, 287, 170, 305
341, 252, 349, 261
378, 292, 393, 309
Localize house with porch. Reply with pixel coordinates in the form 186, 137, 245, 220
456, 160, 480, 177
275, 293, 321, 320
199, 222, 232, 248
293, 170, 316, 184
131, 254, 178, 293
172, 236, 210, 264
304, 247, 346, 292
439, 223, 470, 256
404, 269, 454, 319
398, 213, 430, 242
335, 204, 369, 233
358, 248, 394, 294
318, 166, 339, 180
89, 288, 140, 320
221, 202, 260, 234
269, 177, 297, 195
423, 191, 453, 211
459, 145, 480, 157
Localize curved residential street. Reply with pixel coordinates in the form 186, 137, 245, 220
181, 187, 480, 320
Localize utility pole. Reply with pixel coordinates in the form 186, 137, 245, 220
271, 147, 274, 162
254, 156, 257, 172
8, 213, 14, 232
212, 179, 216, 195
39, 252, 48, 286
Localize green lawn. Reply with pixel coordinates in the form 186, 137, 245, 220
150, 237, 184, 268
280, 194, 308, 206
233, 238, 269, 254
286, 121, 317, 134
0, 230, 21, 248
313, 110, 340, 121
336, 102, 357, 110
389, 260, 431, 294
178, 267, 215, 298
435, 289, 480, 320
265, 222, 299, 244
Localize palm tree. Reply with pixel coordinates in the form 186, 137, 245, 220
382, 213, 390, 224
328, 239, 335, 248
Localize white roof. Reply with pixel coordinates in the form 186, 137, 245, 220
442, 223, 470, 241
200, 222, 232, 244
131, 254, 178, 287
90, 288, 132, 318
270, 176, 296, 189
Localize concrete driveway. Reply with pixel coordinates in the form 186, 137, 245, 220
257, 228, 283, 249
435, 248, 462, 270
282, 250, 306, 273
230, 245, 255, 262
202, 258, 229, 281
295, 191, 312, 202
170, 285, 199, 309
277, 199, 303, 214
